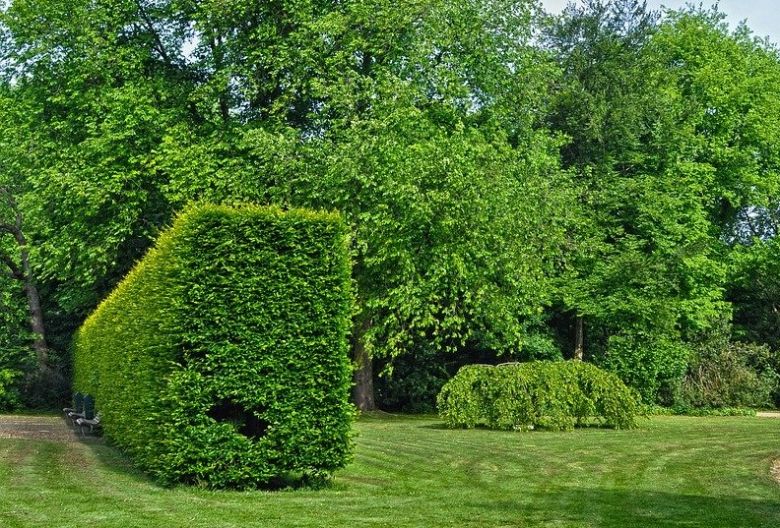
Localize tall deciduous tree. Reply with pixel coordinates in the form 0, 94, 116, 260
0, 89, 52, 376
4, 0, 776, 409
0, 186, 48, 372
1, 0, 570, 409
544, 1, 717, 397
543, 1, 780, 401
156, 0, 570, 409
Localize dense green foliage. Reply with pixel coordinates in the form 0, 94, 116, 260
74, 204, 355, 488
730, 240, 780, 351
149, 0, 568, 372
0, 0, 569, 410
533, 0, 780, 405
680, 341, 779, 409
0, 368, 20, 410
0, 1, 779, 410
598, 333, 690, 404
438, 362, 640, 431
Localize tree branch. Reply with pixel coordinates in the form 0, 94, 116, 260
0, 186, 27, 245
0, 252, 24, 281
134, 0, 173, 66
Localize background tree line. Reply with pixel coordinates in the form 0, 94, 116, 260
0, 0, 778, 412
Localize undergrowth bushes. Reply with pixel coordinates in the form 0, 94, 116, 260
599, 332, 690, 405
73, 204, 354, 488
678, 341, 778, 409
0, 368, 20, 411
437, 361, 640, 431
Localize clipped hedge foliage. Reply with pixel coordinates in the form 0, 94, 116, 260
437, 361, 640, 431
74, 204, 354, 488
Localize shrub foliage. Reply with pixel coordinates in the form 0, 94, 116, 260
679, 341, 778, 409
0, 368, 21, 411
437, 361, 640, 431
74, 204, 354, 488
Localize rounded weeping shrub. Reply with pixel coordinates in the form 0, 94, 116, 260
437, 361, 640, 431
73, 204, 354, 488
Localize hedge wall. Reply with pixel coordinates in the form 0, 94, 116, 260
437, 361, 640, 431
74, 204, 355, 488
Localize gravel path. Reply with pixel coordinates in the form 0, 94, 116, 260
0, 414, 81, 442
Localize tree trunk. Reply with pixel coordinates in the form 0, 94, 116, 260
21, 247, 49, 372
574, 315, 584, 361
352, 319, 375, 412
0, 187, 50, 373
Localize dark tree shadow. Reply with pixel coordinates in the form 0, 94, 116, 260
457, 486, 780, 528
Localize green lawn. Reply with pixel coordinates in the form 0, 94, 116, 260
1, 414, 779, 527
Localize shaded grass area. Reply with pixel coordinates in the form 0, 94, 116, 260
0, 414, 778, 527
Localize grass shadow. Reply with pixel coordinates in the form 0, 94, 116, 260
417, 422, 452, 430
419, 420, 634, 432
470, 486, 780, 528
60, 415, 164, 488
70, 418, 339, 493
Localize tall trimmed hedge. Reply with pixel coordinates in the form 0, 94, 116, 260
437, 361, 640, 431
74, 204, 354, 488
